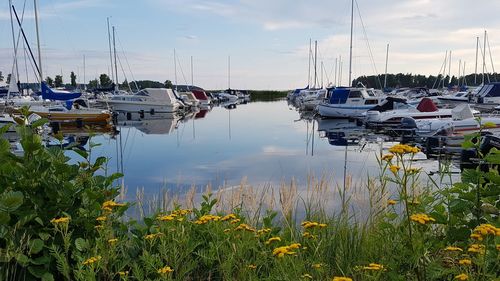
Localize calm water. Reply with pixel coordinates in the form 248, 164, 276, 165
67, 99, 455, 210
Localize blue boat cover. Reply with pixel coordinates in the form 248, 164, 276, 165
41, 82, 81, 100
328, 87, 350, 104
480, 82, 500, 97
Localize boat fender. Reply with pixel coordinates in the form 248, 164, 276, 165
150, 108, 155, 115
126, 112, 132, 120
139, 110, 145, 119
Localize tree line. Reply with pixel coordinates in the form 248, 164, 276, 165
352, 73, 500, 89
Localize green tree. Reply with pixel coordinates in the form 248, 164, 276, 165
54, 75, 63, 87
164, 80, 173, 89
70, 71, 77, 88
88, 79, 99, 89
45, 76, 54, 87
99, 74, 112, 87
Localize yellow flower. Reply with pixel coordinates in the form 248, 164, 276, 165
381, 154, 394, 161
312, 263, 322, 269
318, 223, 327, 228
108, 238, 118, 244
454, 273, 468, 280
171, 209, 191, 216
496, 244, 500, 251
230, 219, 241, 224
303, 232, 318, 239
362, 263, 385, 271
389, 144, 420, 155
194, 214, 221, 224
471, 224, 499, 240
444, 246, 463, 252
102, 200, 126, 211
50, 217, 70, 224
301, 221, 326, 229
470, 233, 483, 241
96, 216, 107, 222
223, 228, 231, 233
82, 256, 101, 266
332, 277, 353, 281
118, 271, 129, 276
458, 259, 472, 266
158, 214, 176, 221
301, 273, 313, 279
265, 237, 281, 245
257, 228, 271, 235
247, 264, 257, 270
389, 165, 400, 174
288, 243, 301, 250
406, 167, 420, 174
467, 244, 485, 254
144, 233, 163, 240
410, 213, 435, 225
157, 266, 174, 274
221, 214, 237, 221
483, 121, 497, 129
234, 223, 256, 232
387, 199, 397, 206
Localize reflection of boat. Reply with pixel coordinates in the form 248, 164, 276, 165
49, 121, 115, 136
316, 118, 366, 146
195, 108, 209, 119
116, 112, 180, 135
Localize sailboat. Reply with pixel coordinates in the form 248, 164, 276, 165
8, 1, 111, 124
316, 0, 386, 118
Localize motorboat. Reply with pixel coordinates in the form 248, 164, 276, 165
473, 82, 500, 110
100, 88, 183, 113
437, 91, 471, 106
317, 87, 386, 118
27, 100, 111, 124
365, 97, 453, 127
297, 88, 327, 111
178, 91, 200, 107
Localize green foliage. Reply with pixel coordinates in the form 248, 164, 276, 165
99, 74, 113, 87
45, 76, 54, 87
70, 72, 77, 88
54, 75, 63, 88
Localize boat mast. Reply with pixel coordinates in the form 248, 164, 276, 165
448, 50, 452, 86
174, 49, 177, 90
348, 0, 354, 87
475, 36, 479, 85
112, 26, 119, 91
384, 43, 389, 89
107, 17, 114, 84
314, 40, 317, 88
190, 55, 194, 86
34, 0, 43, 85
458, 59, 461, 86
308, 39, 311, 87
228, 55, 230, 90
482, 30, 486, 84
486, 31, 496, 76
83, 54, 86, 90
334, 57, 338, 87
9, 0, 19, 83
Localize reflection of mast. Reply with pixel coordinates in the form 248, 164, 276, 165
228, 109, 232, 140
311, 120, 315, 156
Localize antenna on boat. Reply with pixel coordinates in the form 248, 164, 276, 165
348, 0, 354, 87
113, 26, 119, 92
34, 0, 43, 85
384, 43, 389, 89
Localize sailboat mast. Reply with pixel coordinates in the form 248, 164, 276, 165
348, 0, 354, 87
448, 50, 452, 86
9, 0, 19, 81
34, 0, 43, 84
112, 26, 118, 91
107, 17, 114, 83
384, 43, 389, 89
308, 39, 311, 86
334, 57, 338, 87
475, 36, 479, 85
190, 55, 193, 86
314, 40, 317, 88
228, 55, 231, 89
174, 49, 177, 90
482, 30, 486, 84
83, 55, 86, 90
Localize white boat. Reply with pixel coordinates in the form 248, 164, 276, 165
216, 92, 238, 103
437, 91, 471, 106
317, 87, 386, 118
177, 91, 200, 107
365, 97, 453, 127
297, 88, 327, 111
399, 104, 500, 136
474, 82, 500, 109
116, 112, 180, 135
101, 88, 182, 113
28, 100, 112, 123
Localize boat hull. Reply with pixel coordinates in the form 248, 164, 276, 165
100, 100, 180, 113
317, 103, 374, 118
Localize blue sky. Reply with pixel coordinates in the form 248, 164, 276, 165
1, 0, 499, 90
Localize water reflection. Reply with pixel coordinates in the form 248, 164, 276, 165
116, 112, 181, 135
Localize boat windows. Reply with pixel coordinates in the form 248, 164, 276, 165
348, 90, 362, 99
364, 100, 378, 105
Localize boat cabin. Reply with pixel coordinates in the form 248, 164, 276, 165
324, 87, 383, 105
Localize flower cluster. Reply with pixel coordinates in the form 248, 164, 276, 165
332, 277, 353, 281
301, 221, 327, 229
50, 217, 70, 224
235, 223, 256, 232
303, 232, 318, 240
102, 200, 126, 212
272, 243, 301, 258
458, 259, 472, 266
361, 263, 385, 271
82, 255, 101, 266
381, 154, 394, 161
387, 199, 397, 206
144, 233, 163, 240
388, 144, 420, 155
470, 223, 500, 241
454, 273, 468, 280
389, 165, 400, 173
194, 214, 221, 225
265, 237, 281, 245
221, 214, 237, 221
467, 244, 485, 254
444, 246, 463, 252
256, 228, 271, 236
410, 213, 435, 225
157, 266, 174, 274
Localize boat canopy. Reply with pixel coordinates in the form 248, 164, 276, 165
41, 82, 81, 100
416, 98, 438, 112
452, 103, 474, 120
327, 87, 350, 104
142, 88, 176, 104
477, 82, 500, 98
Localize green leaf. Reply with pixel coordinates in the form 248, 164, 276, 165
16, 253, 29, 266
30, 118, 49, 129
0, 211, 10, 224
0, 124, 12, 134
75, 238, 88, 252
38, 232, 51, 241
0, 191, 24, 212
72, 148, 88, 159
31, 255, 51, 265
41, 272, 54, 281
29, 239, 44, 254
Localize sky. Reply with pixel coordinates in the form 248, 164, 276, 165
0, 0, 499, 90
